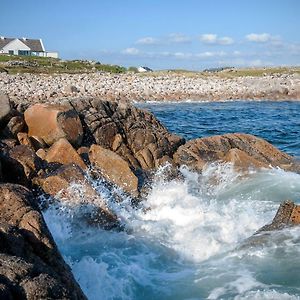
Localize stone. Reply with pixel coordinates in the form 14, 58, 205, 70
24, 103, 83, 147
174, 133, 293, 171
36, 148, 47, 160
64, 85, 79, 94
77, 146, 90, 164
0, 92, 12, 126
34, 164, 119, 229
223, 148, 269, 170
17, 132, 35, 150
71, 99, 185, 170
257, 200, 300, 233
89, 144, 139, 195
0, 183, 86, 299
45, 138, 86, 169
5, 116, 25, 137
1, 145, 42, 186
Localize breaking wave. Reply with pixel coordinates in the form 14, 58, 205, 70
43, 163, 300, 299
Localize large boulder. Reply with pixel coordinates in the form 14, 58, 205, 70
174, 133, 294, 171
34, 164, 120, 229
70, 99, 185, 170
0, 183, 86, 299
0, 93, 12, 126
89, 144, 139, 196
45, 138, 86, 169
1, 145, 43, 186
24, 103, 83, 147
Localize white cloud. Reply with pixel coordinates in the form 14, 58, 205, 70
122, 47, 140, 55
200, 34, 218, 44
196, 51, 227, 58
200, 34, 234, 45
218, 36, 234, 45
136, 37, 159, 45
245, 33, 277, 43
168, 33, 191, 43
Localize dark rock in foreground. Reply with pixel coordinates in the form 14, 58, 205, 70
0, 183, 86, 299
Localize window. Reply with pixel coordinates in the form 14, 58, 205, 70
18, 50, 30, 56
8, 50, 14, 55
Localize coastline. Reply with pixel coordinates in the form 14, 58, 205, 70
1, 72, 299, 105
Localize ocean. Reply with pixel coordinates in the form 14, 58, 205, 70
43, 101, 300, 300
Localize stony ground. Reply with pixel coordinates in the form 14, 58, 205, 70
1, 72, 300, 104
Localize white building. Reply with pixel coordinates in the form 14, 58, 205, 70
0, 36, 58, 58
137, 66, 153, 73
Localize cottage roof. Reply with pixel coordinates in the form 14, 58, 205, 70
0, 37, 44, 52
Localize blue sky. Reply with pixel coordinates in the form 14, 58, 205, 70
1, 0, 300, 70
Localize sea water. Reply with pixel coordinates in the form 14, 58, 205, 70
43, 101, 300, 300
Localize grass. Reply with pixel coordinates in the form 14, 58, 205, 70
137, 66, 300, 78
0, 54, 299, 77
0, 54, 127, 74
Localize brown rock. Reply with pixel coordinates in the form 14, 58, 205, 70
36, 148, 47, 160
4, 116, 25, 137
257, 200, 300, 233
1, 145, 42, 186
17, 132, 35, 150
34, 164, 119, 229
223, 148, 269, 170
0, 183, 86, 299
45, 138, 86, 169
24, 103, 83, 147
174, 133, 293, 171
71, 99, 185, 170
77, 146, 90, 164
89, 144, 139, 195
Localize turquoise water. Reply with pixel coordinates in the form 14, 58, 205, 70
44, 101, 300, 300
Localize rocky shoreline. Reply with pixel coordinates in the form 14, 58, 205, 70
0, 92, 299, 299
1, 72, 300, 104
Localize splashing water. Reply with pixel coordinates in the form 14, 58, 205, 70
43, 164, 300, 300
43, 101, 300, 299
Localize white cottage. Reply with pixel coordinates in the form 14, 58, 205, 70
0, 36, 58, 58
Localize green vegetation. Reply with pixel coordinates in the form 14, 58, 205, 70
0, 54, 127, 74
0, 54, 299, 77
137, 66, 300, 78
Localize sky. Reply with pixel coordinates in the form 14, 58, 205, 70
1, 0, 300, 70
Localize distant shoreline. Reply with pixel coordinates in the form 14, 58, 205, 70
1, 71, 299, 105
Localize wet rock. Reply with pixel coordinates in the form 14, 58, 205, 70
71, 99, 185, 170
1, 145, 42, 186
34, 164, 120, 229
223, 148, 269, 170
257, 200, 300, 233
174, 133, 293, 171
77, 146, 90, 164
0, 183, 86, 299
24, 103, 83, 147
0, 92, 12, 126
89, 144, 139, 195
45, 138, 86, 169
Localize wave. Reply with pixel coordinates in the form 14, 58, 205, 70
43, 164, 300, 299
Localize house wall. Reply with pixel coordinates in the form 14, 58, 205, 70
2, 39, 30, 55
